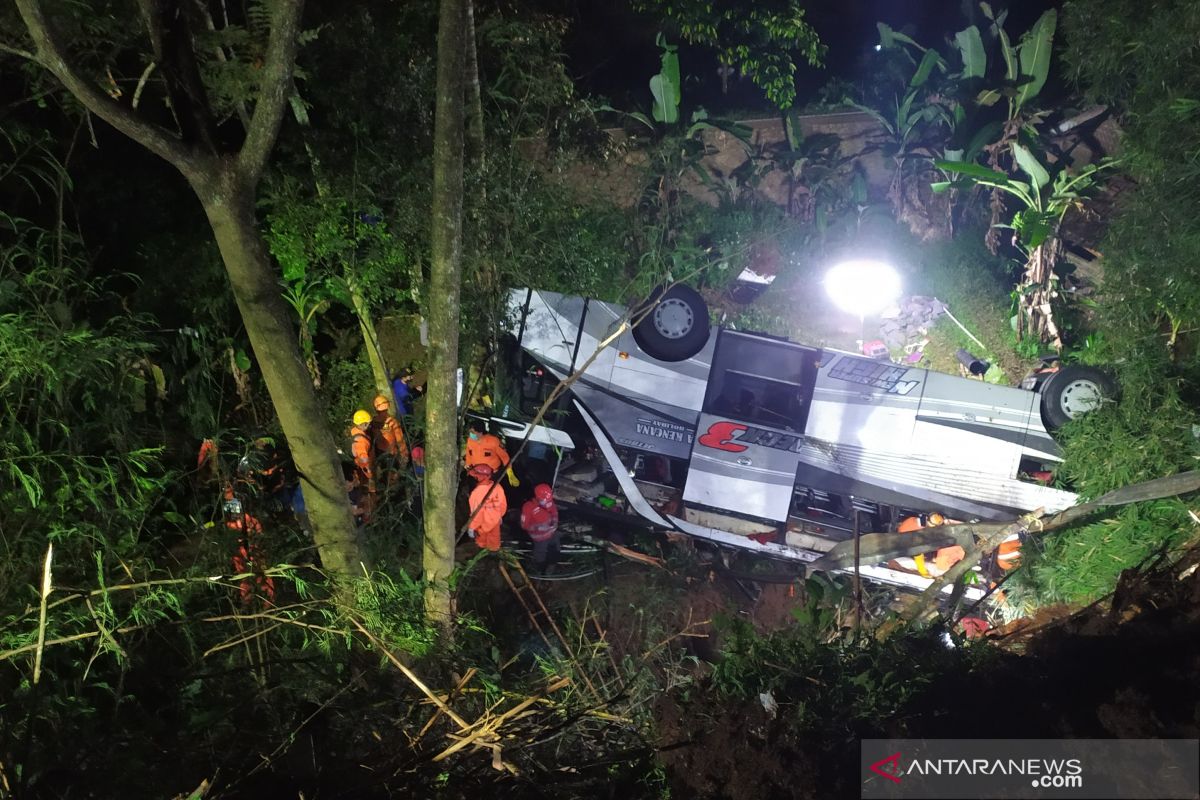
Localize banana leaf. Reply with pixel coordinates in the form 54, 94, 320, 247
1015, 9, 1056, 109
1011, 142, 1050, 189
955, 25, 986, 79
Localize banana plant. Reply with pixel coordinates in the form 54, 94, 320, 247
976, 4, 1056, 120
853, 34, 954, 222
935, 145, 1116, 350
605, 34, 752, 226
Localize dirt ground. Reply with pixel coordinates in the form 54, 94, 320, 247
650, 545, 1200, 799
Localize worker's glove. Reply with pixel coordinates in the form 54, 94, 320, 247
467, 529, 477, 540
506, 466, 520, 487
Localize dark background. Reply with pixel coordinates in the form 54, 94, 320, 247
540, 0, 1062, 113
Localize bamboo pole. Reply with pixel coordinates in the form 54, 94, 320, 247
31, 544, 53, 685
348, 617, 473, 731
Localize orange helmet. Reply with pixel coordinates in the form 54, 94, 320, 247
373, 394, 390, 412
927, 512, 946, 526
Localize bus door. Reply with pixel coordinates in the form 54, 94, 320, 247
683, 330, 820, 522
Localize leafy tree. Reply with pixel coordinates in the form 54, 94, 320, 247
4, 0, 365, 578
633, 0, 824, 110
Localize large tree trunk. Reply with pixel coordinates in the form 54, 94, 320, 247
13, 0, 368, 581
424, 0, 468, 625
200, 172, 366, 578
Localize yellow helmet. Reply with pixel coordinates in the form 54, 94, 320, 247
352, 409, 372, 426
927, 512, 946, 526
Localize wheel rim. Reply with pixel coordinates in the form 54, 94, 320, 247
1059, 378, 1104, 419
653, 297, 694, 339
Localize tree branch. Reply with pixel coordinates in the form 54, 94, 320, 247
13, 0, 199, 173
236, 0, 306, 184
0, 41, 38, 62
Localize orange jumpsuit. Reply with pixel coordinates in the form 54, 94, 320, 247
468, 479, 507, 551
375, 414, 409, 462
464, 433, 510, 473
996, 532, 1022, 571
895, 515, 964, 577
351, 424, 374, 485
226, 513, 274, 606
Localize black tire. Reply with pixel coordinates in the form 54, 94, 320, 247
631, 284, 710, 362
1039, 364, 1118, 430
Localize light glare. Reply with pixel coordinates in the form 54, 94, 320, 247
824, 259, 901, 318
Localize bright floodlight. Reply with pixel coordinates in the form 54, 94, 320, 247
824, 259, 901, 318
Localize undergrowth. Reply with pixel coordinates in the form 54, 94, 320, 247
1010, 360, 1200, 605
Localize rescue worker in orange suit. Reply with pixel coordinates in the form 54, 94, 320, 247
349, 409, 376, 515
891, 512, 965, 578
223, 487, 275, 607
467, 464, 507, 552
521, 483, 560, 572
995, 530, 1023, 572
463, 428, 519, 487
370, 394, 409, 485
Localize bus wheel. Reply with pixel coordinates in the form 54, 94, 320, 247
632, 284, 710, 362
1040, 365, 1118, 430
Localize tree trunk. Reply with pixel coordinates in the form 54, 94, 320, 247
424, 0, 468, 626
347, 273, 393, 396
200, 172, 366, 578
299, 127, 394, 401
1020, 237, 1064, 351
464, 0, 485, 166
13, 0, 367, 579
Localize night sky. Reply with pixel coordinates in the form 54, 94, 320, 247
549, 0, 1062, 113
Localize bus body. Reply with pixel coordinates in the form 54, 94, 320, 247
508, 287, 1076, 594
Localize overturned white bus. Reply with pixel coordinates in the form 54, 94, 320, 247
505, 285, 1110, 595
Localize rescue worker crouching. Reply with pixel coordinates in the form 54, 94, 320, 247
467, 464, 507, 552
464, 427, 519, 487
521, 483, 560, 573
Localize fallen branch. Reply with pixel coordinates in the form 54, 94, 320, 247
432, 676, 571, 762
413, 667, 478, 746
901, 510, 1043, 623
811, 470, 1200, 571
347, 617, 473, 731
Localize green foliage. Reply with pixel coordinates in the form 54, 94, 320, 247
0, 222, 171, 586
633, 0, 825, 109
1012, 360, 1200, 605
650, 34, 682, 124
710, 606, 962, 734
477, 12, 602, 147
1063, 0, 1200, 361
265, 181, 419, 307
937, 151, 1115, 250
352, 570, 438, 658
